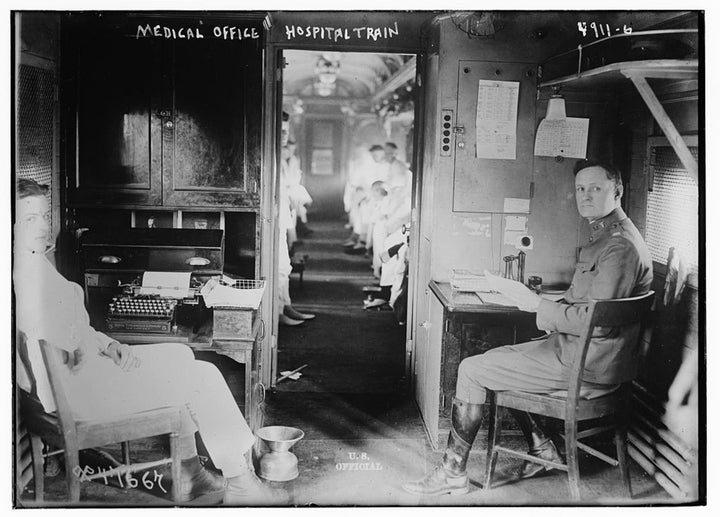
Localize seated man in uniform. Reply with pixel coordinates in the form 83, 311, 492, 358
14, 178, 284, 506
403, 160, 653, 496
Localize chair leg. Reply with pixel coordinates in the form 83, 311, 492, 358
484, 392, 501, 490
169, 432, 182, 504
29, 436, 45, 502
615, 425, 632, 498
64, 446, 81, 503
564, 419, 580, 500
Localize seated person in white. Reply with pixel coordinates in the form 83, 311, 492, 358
366, 180, 389, 278
285, 139, 313, 234
13, 178, 284, 505
345, 144, 388, 251
371, 159, 412, 307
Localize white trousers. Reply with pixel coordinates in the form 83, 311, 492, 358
64, 343, 255, 478
380, 228, 405, 287
277, 228, 292, 307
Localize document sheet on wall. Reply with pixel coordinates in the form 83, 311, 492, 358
475, 80, 520, 160
534, 117, 589, 159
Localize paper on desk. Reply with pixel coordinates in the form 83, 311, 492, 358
201, 278, 265, 309
140, 272, 192, 298
475, 291, 518, 307
481, 270, 536, 307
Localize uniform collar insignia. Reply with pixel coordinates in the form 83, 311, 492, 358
589, 208, 627, 239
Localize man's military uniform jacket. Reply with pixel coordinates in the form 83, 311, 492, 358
536, 208, 653, 384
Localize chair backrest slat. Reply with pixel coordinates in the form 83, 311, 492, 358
567, 292, 655, 410
37, 339, 79, 442
589, 294, 655, 329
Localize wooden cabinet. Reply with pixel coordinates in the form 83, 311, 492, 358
64, 13, 263, 209
161, 35, 262, 207
67, 20, 164, 206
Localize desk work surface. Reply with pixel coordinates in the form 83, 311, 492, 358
429, 281, 567, 313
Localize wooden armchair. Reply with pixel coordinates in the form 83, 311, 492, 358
17, 338, 186, 504
483, 292, 655, 500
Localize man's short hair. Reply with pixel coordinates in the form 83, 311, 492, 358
17, 177, 49, 199
574, 159, 623, 191
282, 111, 290, 122
384, 142, 398, 150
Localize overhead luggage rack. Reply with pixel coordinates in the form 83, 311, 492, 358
539, 29, 698, 88
538, 29, 700, 184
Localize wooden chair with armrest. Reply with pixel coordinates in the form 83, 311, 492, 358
17, 337, 186, 504
483, 291, 655, 500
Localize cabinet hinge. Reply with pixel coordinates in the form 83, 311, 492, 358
406, 339, 413, 353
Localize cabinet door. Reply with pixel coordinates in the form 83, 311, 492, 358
68, 19, 163, 206
414, 292, 444, 449
161, 34, 263, 208
453, 61, 537, 212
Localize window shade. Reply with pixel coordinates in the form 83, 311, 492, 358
16, 64, 55, 211
646, 145, 699, 272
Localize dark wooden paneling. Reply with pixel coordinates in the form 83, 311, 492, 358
67, 17, 164, 206
161, 33, 263, 208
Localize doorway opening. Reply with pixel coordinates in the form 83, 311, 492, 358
275, 50, 418, 395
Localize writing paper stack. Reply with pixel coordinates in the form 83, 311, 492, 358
201, 278, 265, 309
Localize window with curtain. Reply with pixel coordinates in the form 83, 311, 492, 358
645, 141, 699, 279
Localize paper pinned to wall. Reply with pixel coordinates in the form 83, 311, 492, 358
475, 80, 520, 160
534, 117, 589, 159
503, 198, 530, 213
504, 215, 527, 231
504, 230, 526, 246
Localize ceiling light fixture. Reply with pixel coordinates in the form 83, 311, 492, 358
545, 86, 566, 120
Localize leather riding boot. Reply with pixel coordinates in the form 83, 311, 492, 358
178, 456, 227, 504
402, 398, 483, 496
508, 409, 562, 479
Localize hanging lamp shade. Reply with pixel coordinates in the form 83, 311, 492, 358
546, 93, 566, 120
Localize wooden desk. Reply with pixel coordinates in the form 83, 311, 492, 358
429, 281, 544, 416
107, 313, 264, 431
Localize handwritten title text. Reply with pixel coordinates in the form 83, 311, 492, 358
283, 22, 399, 42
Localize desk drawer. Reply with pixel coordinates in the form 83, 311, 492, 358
213, 307, 258, 339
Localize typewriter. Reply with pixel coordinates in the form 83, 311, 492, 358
81, 228, 224, 336
106, 295, 178, 333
